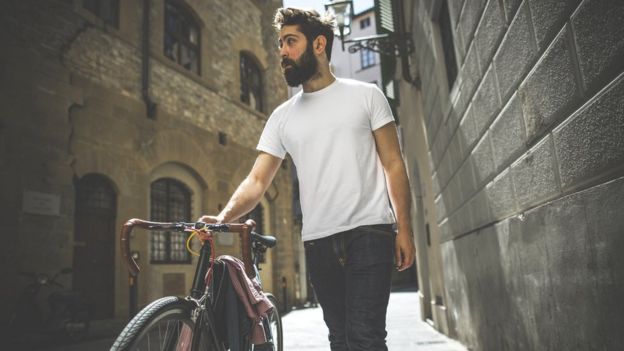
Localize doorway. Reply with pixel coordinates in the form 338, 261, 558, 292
73, 174, 116, 319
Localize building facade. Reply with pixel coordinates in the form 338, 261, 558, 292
0, 0, 303, 325
383, 0, 624, 350
330, 7, 382, 87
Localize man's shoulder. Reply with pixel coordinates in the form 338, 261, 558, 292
270, 92, 301, 119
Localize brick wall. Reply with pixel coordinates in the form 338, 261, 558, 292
0, 0, 299, 322
402, 0, 624, 349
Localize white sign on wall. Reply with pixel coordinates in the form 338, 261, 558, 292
22, 191, 61, 216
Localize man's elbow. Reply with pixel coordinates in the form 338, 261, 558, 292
246, 173, 271, 193
383, 157, 407, 174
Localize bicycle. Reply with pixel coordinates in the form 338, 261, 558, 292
110, 218, 283, 351
7, 268, 91, 347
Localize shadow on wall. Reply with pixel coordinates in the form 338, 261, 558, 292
443, 176, 624, 350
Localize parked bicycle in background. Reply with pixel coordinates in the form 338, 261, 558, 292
7, 267, 92, 348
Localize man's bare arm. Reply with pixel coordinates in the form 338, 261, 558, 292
199, 152, 282, 223
373, 122, 415, 271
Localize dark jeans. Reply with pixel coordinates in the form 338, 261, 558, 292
304, 225, 395, 351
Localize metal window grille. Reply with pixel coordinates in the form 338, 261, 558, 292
164, 1, 200, 74
240, 53, 264, 113
76, 175, 116, 214
150, 178, 192, 263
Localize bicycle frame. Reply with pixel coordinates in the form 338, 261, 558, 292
116, 218, 278, 350
189, 237, 223, 349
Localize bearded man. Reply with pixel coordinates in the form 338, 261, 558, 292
200, 7, 415, 351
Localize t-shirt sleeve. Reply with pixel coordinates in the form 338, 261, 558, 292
256, 112, 287, 159
369, 84, 395, 131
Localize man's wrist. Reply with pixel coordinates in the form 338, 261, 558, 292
396, 227, 412, 237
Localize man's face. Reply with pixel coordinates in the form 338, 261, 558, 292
278, 25, 318, 87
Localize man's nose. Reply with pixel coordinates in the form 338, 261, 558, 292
279, 45, 288, 59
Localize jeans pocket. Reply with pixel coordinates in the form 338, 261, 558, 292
348, 229, 395, 267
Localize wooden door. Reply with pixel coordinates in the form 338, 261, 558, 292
73, 174, 116, 319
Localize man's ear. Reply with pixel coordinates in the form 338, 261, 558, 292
313, 35, 327, 56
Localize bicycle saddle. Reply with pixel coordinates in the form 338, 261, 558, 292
251, 232, 277, 248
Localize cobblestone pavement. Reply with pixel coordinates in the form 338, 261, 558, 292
283, 291, 468, 350
39, 291, 467, 350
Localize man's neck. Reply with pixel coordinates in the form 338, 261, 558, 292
301, 66, 336, 93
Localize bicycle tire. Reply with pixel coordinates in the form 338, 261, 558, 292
111, 296, 221, 351
266, 294, 283, 351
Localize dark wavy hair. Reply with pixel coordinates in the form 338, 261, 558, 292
273, 7, 336, 60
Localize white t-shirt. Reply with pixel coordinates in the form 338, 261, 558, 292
257, 78, 396, 241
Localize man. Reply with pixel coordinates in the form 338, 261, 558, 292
200, 7, 415, 351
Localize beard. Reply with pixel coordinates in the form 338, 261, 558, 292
281, 43, 318, 87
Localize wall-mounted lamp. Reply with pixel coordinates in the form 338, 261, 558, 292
324, 0, 413, 57
325, 0, 419, 86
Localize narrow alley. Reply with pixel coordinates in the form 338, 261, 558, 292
42, 291, 467, 351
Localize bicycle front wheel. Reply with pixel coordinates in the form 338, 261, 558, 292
111, 296, 220, 351
266, 294, 283, 351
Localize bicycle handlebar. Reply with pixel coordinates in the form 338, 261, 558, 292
121, 218, 257, 278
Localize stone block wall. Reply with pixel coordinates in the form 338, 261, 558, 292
402, 0, 624, 349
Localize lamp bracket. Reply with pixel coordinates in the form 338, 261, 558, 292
343, 33, 414, 57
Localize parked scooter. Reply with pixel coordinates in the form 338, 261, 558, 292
8, 268, 92, 347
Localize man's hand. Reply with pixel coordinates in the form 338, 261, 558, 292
197, 215, 222, 224
395, 231, 415, 271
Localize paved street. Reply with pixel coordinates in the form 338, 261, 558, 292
41, 291, 466, 351
284, 291, 467, 351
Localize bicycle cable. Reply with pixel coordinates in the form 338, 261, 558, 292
185, 227, 217, 286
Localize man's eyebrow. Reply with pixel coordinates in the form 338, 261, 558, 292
280, 33, 299, 41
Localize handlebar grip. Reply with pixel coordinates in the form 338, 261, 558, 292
121, 219, 142, 277
121, 219, 186, 276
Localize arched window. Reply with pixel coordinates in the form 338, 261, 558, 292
75, 174, 116, 217
240, 52, 264, 112
150, 178, 192, 263
164, 0, 200, 74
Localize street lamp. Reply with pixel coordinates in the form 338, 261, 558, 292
324, 0, 414, 57
323, 0, 353, 51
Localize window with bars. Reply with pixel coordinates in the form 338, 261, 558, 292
75, 174, 116, 215
240, 53, 264, 113
150, 178, 192, 263
164, 1, 200, 74
83, 0, 120, 27
360, 49, 376, 69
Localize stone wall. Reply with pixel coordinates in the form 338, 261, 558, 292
398, 0, 624, 349
0, 0, 299, 323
